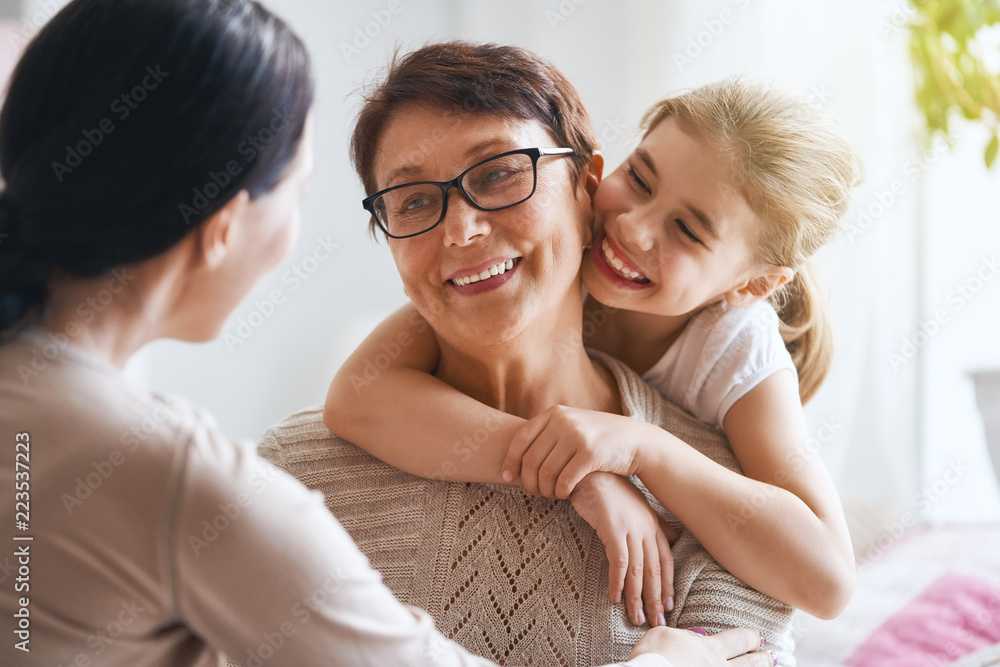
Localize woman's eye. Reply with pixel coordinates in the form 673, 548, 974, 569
627, 167, 651, 194
676, 220, 702, 244
484, 169, 510, 183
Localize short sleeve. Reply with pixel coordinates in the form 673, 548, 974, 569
644, 301, 796, 428
696, 301, 797, 427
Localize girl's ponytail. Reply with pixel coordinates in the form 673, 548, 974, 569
771, 261, 833, 404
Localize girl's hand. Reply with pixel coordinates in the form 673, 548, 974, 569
568, 472, 679, 627
502, 405, 655, 499
630, 627, 771, 666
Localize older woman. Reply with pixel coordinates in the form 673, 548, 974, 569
262, 43, 794, 665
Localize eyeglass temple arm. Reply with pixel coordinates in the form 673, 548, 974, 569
538, 147, 575, 156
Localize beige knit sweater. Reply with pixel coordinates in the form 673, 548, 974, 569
256, 352, 795, 666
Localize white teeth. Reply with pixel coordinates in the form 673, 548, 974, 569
602, 239, 646, 282
453, 259, 516, 287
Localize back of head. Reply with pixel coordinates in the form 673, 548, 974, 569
350, 41, 597, 236
0, 0, 314, 332
642, 76, 864, 402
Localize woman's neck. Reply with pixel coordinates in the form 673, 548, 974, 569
36, 254, 183, 370
435, 292, 621, 419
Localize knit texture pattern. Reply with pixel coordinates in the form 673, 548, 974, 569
255, 352, 795, 666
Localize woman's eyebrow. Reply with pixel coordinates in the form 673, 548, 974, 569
383, 139, 521, 187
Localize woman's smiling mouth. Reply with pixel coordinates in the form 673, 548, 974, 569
447, 257, 523, 294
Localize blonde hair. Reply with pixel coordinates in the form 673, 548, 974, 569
641, 77, 863, 403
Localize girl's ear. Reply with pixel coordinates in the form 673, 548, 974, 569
584, 150, 604, 198
193, 190, 251, 269
725, 265, 794, 307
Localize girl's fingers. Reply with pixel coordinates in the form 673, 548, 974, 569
654, 525, 675, 614
606, 536, 629, 606
518, 430, 559, 496
536, 446, 576, 499
554, 457, 592, 500
502, 412, 552, 482
623, 534, 646, 626
641, 537, 664, 627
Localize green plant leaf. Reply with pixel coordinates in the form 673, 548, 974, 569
986, 133, 999, 168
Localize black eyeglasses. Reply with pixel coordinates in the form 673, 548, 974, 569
362, 147, 575, 239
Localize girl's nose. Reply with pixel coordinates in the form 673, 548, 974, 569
617, 209, 655, 253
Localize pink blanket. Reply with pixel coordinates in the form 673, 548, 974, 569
846, 573, 1000, 667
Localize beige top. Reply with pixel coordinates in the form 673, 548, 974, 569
260, 351, 796, 666
0, 329, 666, 667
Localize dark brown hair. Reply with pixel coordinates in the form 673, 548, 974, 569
350, 41, 597, 236
0, 0, 313, 331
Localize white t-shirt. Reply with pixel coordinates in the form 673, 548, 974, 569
642, 300, 797, 430
0, 328, 667, 667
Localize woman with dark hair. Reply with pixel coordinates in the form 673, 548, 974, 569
0, 1, 767, 666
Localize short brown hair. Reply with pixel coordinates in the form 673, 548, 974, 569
351, 41, 597, 236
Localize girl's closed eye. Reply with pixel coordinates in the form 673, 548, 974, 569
675, 219, 702, 244
627, 166, 651, 194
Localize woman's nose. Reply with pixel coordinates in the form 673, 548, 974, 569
441, 192, 491, 247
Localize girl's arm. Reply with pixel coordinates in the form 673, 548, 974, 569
325, 302, 522, 483
504, 369, 855, 620
326, 302, 678, 626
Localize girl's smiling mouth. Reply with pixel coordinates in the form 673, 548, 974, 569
594, 232, 651, 285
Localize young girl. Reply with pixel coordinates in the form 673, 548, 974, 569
326, 77, 862, 630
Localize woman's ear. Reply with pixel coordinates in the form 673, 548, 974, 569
194, 190, 251, 269
725, 265, 794, 307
